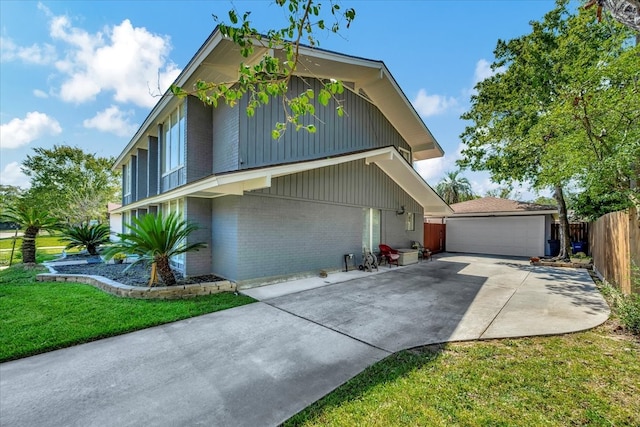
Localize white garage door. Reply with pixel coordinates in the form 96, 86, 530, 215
446, 216, 545, 257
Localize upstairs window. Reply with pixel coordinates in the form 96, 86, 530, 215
162, 103, 185, 174
123, 161, 131, 196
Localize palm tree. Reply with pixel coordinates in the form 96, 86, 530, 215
105, 213, 205, 286
61, 223, 111, 256
1, 205, 60, 264
436, 170, 475, 204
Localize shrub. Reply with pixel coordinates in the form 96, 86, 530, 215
618, 294, 640, 335
62, 223, 111, 256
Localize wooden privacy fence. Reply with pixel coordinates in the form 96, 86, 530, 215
423, 223, 446, 253
551, 222, 589, 244
589, 207, 639, 295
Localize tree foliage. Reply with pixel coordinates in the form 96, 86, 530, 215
171, 0, 355, 139
21, 145, 120, 225
459, 0, 638, 257
435, 170, 476, 204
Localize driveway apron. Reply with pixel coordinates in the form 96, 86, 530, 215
0, 255, 609, 427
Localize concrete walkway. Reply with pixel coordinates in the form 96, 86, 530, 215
0, 254, 610, 427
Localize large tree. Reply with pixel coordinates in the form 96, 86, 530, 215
459, 0, 637, 259
171, 0, 356, 139
21, 145, 120, 225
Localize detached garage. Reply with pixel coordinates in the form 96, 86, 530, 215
445, 197, 557, 257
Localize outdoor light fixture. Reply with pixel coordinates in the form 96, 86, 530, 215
396, 205, 405, 215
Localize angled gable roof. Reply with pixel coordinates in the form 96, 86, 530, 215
114, 27, 444, 169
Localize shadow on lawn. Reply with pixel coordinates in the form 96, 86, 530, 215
284, 344, 446, 426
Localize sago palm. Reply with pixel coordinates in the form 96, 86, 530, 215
105, 213, 205, 286
1, 205, 60, 264
62, 223, 111, 256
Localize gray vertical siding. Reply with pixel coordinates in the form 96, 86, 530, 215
148, 136, 159, 197
212, 102, 240, 174
253, 159, 421, 213
135, 149, 148, 201
186, 96, 213, 183
185, 197, 213, 276
238, 77, 411, 170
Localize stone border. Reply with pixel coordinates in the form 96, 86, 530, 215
38, 262, 235, 299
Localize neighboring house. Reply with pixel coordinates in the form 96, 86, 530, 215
112, 28, 452, 286
444, 197, 558, 257
107, 203, 122, 238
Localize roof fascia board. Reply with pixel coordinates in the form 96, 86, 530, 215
450, 211, 558, 217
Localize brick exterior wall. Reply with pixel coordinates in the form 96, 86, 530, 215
185, 197, 213, 276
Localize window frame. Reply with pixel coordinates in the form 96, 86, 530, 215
161, 103, 185, 176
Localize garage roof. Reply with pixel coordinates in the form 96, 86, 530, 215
449, 197, 557, 217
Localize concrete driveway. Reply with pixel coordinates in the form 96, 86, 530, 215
0, 254, 609, 427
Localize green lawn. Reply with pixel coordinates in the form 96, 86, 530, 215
286, 326, 639, 426
0, 265, 255, 362
0, 234, 68, 250
286, 320, 639, 427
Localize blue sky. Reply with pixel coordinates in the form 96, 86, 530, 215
1, 0, 565, 198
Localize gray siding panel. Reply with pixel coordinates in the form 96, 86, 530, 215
136, 149, 148, 200
252, 159, 421, 212
148, 136, 159, 197
212, 103, 240, 174
186, 96, 213, 183
238, 77, 411, 170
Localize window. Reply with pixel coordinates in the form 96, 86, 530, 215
362, 208, 381, 253
123, 161, 131, 196
398, 147, 412, 164
406, 212, 415, 231
163, 198, 185, 271
162, 103, 185, 174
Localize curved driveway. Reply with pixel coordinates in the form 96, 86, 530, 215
1, 254, 609, 427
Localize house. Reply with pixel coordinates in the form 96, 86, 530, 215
112, 28, 452, 286
444, 197, 557, 257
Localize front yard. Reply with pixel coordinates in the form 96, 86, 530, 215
286, 321, 639, 426
0, 265, 255, 362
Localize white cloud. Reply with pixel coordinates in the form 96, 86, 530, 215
0, 36, 56, 65
33, 89, 49, 98
0, 111, 62, 149
412, 89, 458, 118
472, 59, 506, 87
0, 162, 30, 188
83, 105, 138, 137
49, 14, 181, 107
415, 142, 466, 183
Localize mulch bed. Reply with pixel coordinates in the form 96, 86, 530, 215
50, 256, 223, 287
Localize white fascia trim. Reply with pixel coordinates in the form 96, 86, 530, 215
449, 211, 558, 218
113, 146, 453, 215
